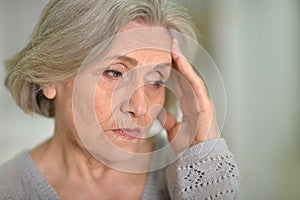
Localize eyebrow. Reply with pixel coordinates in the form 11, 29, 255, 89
150, 63, 171, 78
154, 63, 172, 68
105, 55, 138, 67
104, 55, 171, 69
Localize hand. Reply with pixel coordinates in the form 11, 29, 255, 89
159, 39, 221, 153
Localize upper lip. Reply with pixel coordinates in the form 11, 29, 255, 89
110, 128, 141, 136
110, 127, 141, 131
116, 128, 140, 132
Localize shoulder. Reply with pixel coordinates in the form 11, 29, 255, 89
0, 151, 60, 200
0, 152, 29, 199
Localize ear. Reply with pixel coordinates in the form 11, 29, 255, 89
42, 85, 56, 99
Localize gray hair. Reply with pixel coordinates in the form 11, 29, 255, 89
4, 0, 198, 117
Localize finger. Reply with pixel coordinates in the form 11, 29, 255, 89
195, 100, 223, 142
171, 38, 210, 104
171, 39, 202, 85
171, 39, 218, 144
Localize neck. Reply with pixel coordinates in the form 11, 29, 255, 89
30, 123, 154, 195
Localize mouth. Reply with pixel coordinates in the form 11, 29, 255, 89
109, 128, 141, 140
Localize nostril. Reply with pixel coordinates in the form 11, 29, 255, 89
128, 100, 148, 117
126, 87, 148, 117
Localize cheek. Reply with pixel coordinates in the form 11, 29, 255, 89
94, 81, 166, 120
147, 88, 166, 116
156, 89, 166, 105
147, 86, 165, 103
94, 84, 113, 119
54, 81, 78, 133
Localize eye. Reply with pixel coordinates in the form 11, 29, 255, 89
147, 80, 165, 88
103, 70, 123, 79
144, 71, 166, 89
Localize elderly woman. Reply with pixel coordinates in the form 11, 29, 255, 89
0, 0, 239, 199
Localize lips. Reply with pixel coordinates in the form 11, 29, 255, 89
110, 128, 141, 140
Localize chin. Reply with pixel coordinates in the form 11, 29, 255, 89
87, 137, 153, 172
106, 132, 151, 153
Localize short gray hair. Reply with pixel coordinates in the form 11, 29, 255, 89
4, 0, 198, 117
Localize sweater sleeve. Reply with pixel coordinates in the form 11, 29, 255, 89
165, 138, 240, 200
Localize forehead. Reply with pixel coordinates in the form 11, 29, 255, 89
124, 48, 171, 66
81, 22, 173, 73
120, 20, 171, 42
107, 21, 172, 57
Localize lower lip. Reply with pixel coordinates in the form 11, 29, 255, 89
111, 129, 138, 140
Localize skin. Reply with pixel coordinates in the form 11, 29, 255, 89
30, 21, 220, 200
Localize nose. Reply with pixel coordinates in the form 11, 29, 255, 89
124, 86, 148, 118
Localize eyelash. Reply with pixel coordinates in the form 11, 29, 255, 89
103, 70, 123, 79
148, 80, 165, 88
103, 69, 165, 88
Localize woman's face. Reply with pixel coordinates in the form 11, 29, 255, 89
54, 22, 172, 165
93, 48, 171, 150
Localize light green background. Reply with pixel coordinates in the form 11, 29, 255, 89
0, 0, 299, 199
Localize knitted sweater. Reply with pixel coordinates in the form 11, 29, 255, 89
0, 139, 240, 199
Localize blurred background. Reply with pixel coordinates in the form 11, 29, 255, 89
0, 0, 299, 199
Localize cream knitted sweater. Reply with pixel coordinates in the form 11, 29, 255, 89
0, 139, 240, 199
